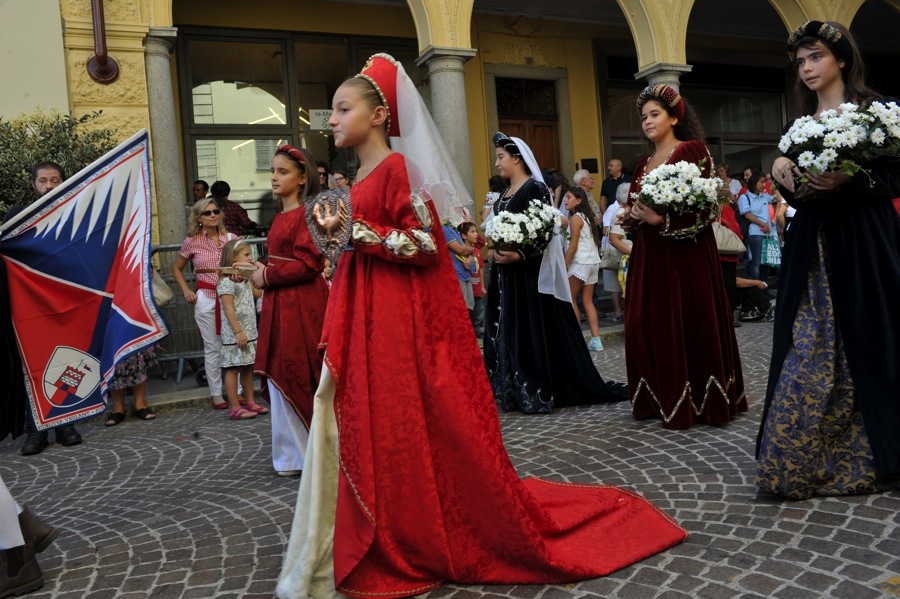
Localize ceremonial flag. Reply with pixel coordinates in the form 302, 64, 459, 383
0, 130, 167, 430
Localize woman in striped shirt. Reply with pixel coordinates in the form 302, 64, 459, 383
173, 199, 238, 408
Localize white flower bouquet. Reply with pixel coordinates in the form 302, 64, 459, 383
485, 199, 560, 252
779, 101, 900, 189
631, 159, 724, 219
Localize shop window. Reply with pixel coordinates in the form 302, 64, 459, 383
191, 137, 287, 231
179, 29, 417, 223
188, 40, 287, 126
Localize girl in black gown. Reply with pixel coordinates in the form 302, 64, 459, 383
756, 21, 900, 499
483, 132, 625, 413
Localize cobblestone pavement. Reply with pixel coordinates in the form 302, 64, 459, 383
2, 322, 898, 599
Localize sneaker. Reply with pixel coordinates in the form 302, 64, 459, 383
588, 337, 604, 351
742, 309, 763, 322
277, 470, 301, 477
763, 308, 775, 322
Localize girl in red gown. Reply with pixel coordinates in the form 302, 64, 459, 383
623, 85, 746, 429
251, 145, 329, 477
276, 55, 688, 599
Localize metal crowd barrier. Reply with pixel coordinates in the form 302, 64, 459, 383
150, 237, 268, 383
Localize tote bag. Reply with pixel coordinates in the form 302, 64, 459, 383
712, 222, 746, 255
761, 236, 781, 267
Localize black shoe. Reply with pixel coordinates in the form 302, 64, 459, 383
20, 433, 49, 456
56, 425, 82, 447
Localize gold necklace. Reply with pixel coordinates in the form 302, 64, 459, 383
644, 142, 681, 174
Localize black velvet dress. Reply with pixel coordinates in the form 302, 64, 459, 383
483, 178, 623, 413
756, 113, 900, 498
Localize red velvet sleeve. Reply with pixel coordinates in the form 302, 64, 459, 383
658, 140, 719, 238
350, 157, 440, 267
265, 222, 324, 287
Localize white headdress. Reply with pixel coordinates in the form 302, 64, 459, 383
493, 132, 571, 303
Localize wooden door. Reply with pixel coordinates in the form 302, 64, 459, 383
498, 118, 560, 172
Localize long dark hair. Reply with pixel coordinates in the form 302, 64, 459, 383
789, 22, 878, 115
566, 187, 602, 247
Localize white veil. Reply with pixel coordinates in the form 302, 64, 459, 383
508, 136, 571, 304
387, 55, 474, 227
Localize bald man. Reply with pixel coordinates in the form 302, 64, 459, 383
599, 159, 631, 216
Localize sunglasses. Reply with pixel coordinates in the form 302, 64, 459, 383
201, 209, 221, 216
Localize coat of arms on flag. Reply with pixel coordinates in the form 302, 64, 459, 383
0, 130, 168, 430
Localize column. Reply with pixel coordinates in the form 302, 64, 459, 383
416, 46, 478, 200
634, 63, 693, 91
144, 27, 186, 245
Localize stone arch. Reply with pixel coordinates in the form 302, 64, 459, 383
765, 0, 809, 31
766, 0, 869, 29
149, 0, 173, 27
405, 0, 475, 52
614, 0, 696, 70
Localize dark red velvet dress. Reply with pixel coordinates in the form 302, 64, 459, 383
625, 140, 746, 429
321, 153, 687, 598
254, 207, 329, 425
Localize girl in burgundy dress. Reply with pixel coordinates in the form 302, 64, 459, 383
623, 84, 746, 429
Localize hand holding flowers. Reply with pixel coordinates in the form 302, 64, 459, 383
485, 199, 561, 255
629, 159, 724, 237
778, 101, 900, 197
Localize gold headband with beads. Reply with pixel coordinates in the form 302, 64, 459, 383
787, 21, 853, 65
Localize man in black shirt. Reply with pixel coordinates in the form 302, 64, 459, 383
599, 159, 631, 215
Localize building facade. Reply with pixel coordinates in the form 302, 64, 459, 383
1, 0, 898, 243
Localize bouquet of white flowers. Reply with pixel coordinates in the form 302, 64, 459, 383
485, 199, 560, 252
631, 159, 723, 221
779, 101, 900, 187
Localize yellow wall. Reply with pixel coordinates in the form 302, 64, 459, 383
59, 0, 152, 140
172, 0, 416, 37
468, 15, 609, 203
0, 0, 70, 117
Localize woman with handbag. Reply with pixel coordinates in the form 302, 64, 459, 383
599, 183, 630, 321
737, 173, 777, 282
717, 200, 744, 327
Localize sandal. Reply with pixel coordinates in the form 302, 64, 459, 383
229, 407, 257, 420
133, 407, 156, 421
105, 412, 126, 427
240, 400, 269, 415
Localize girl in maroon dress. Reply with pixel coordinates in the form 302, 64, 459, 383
251, 145, 329, 477
276, 56, 687, 599
624, 84, 746, 429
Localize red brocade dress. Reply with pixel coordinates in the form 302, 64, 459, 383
254, 206, 329, 426
624, 140, 746, 429
276, 153, 687, 599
